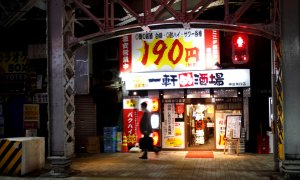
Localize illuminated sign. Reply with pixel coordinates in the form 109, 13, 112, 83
120, 29, 220, 73
123, 69, 250, 90
0, 51, 27, 80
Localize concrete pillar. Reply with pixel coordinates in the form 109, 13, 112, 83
46, 0, 75, 177
281, 0, 300, 178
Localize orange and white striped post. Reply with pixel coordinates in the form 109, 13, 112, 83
122, 133, 128, 152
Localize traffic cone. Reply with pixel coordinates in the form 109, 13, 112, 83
122, 133, 128, 152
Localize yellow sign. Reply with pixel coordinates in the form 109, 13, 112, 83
23, 104, 39, 122
0, 51, 26, 73
120, 29, 220, 73
0, 51, 27, 81
123, 98, 138, 109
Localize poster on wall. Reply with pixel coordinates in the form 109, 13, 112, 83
23, 104, 40, 129
164, 103, 175, 136
120, 29, 220, 73
162, 103, 185, 149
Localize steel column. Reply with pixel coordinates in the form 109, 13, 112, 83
271, 40, 279, 172
280, 0, 300, 178
47, 0, 75, 177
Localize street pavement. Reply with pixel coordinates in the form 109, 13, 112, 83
1, 151, 284, 180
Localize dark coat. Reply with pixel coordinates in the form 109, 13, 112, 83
139, 110, 153, 136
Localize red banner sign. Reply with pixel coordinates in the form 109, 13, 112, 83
119, 35, 132, 73
123, 108, 138, 146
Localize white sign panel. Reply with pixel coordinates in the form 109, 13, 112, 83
120, 29, 220, 73
225, 115, 242, 139
162, 103, 185, 149
123, 69, 250, 90
164, 103, 175, 136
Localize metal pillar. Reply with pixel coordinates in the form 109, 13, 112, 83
47, 0, 75, 177
271, 40, 280, 172
280, 0, 300, 178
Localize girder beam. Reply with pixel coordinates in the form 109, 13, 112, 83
231, 0, 255, 23
73, 0, 104, 32
68, 0, 278, 46
189, 0, 215, 21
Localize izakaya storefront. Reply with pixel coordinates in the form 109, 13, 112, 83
120, 29, 251, 151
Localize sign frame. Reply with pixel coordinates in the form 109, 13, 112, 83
225, 115, 242, 139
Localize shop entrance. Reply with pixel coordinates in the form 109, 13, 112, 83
186, 103, 215, 150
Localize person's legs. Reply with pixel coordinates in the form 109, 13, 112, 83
139, 149, 148, 159
140, 134, 149, 159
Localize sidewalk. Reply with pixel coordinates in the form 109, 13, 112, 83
1, 151, 283, 180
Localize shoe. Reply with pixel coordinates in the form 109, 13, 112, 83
139, 156, 147, 159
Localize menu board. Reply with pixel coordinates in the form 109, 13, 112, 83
225, 115, 242, 139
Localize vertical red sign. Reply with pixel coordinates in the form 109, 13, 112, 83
205, 29, 220, 69
119, 35, 132, 73
123, 108, 137, 146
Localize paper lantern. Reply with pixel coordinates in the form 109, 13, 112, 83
152, 130, 160, 146
151, 98, 159, 112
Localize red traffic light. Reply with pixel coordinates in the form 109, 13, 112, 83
232, 34, 249, 64
233, 35, 246, 48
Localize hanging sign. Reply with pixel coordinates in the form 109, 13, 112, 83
120, 29, 220, 73
119, 35, 132, 73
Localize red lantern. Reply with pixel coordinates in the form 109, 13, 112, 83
152, 130, 160, 146
175, 103, 184, 115
151, 98, 159, 112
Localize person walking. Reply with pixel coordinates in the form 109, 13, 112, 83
139, 102, 159, 159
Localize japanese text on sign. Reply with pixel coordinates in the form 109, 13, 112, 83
119, 29, 220, 73
0, 51, 27, 80
119, 36, 132, 73
165, 103, 175, 136
123, 69, 250, 90
123, 108, 138, 146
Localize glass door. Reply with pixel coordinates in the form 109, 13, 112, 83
186, 103, 215, 150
